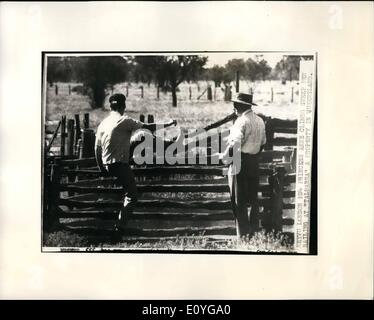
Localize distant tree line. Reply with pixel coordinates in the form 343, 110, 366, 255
272, 55, 314, 82
46, 55, 313, 109
205, 56, 272, 88
47, 56, 129, 109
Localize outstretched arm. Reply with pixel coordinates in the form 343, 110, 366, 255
218, 143, 241, 164
142, 120, 177, 133
219, 145, 232, 161
218, 118, 244, 163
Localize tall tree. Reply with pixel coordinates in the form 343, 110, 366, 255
245, 58, 259, 82
46, 57, 74, 84
256, 59, 272, 81
75, 56, 129, 109
131, 56, 159, 85
224, 59, 247, 83
135, 55, 207, 107
207, 65, 231, 87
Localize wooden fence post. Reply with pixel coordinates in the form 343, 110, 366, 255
74, 114, 81, 156
268, 166, 285, 232
291, 87, 294, 103
146, 115, 157, 160
147, 114, 154, 123
218, 130, 222, 153
235, 71, 240, 93
140, 86, 144, 98
224, 85, 232, 101
83, 113, 90, 129
66, 119, 76, 203
81, 129, 95, 158
45, 161, 61, 231
271, 87, 274, 102
45, 120, 61, 154
265, 118, 274, 151
139, 115, 149, 164
207, 86, 212, 101
196, 137, 200, 164
55, 84, 58, 95
157, 86, 160, 99
60, 115, 66, 157
189, 86, 192, 100
68, 84, 71, 95
66, 119, 75, 157
43, 157, 51, 229
184, 135, 189, 164
207, 135, 212, 165
126, 85, 129, 97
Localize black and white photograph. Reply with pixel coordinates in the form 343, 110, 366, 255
42, 52, 316, 253
1, 0, 373, 301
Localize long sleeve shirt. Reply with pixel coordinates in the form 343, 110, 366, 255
227, 109, 266, 154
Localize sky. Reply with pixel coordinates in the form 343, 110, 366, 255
204, 52, 285, 68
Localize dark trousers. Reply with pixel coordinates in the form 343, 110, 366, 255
106, 163, 138, 225
228, 153, 260, 238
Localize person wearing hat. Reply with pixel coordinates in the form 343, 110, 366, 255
95, 93, 176, 232
219, 93, 266, 239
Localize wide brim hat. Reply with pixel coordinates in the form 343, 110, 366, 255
231, 92, 257, 107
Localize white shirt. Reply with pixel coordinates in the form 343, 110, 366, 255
95, 111, 143, 164
227, 109, 266, 154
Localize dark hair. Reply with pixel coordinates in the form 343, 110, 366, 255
109, 93, 126, 111
234, 102, 251, 111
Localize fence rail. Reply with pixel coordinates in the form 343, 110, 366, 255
44, 111, 298, 245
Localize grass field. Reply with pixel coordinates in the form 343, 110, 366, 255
46, 80, 299, 134
44, 229, 293, 252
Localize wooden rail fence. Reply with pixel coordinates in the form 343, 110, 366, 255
44, 113, 297, 243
